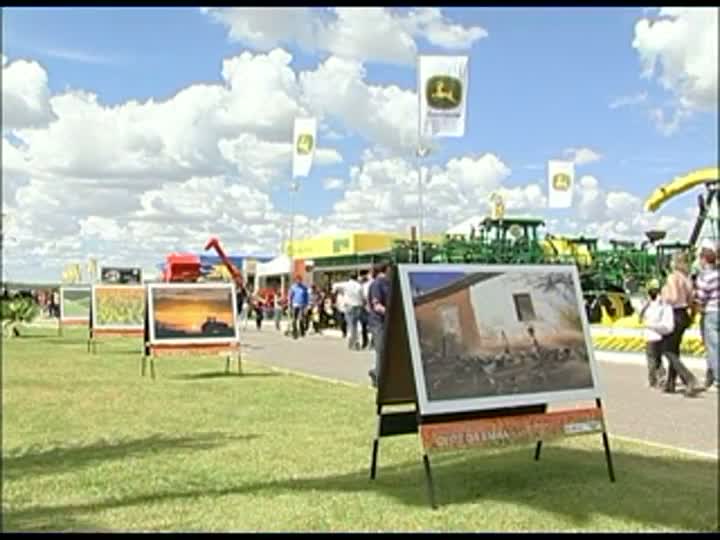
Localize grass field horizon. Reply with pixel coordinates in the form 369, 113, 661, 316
2, 327, 717, 532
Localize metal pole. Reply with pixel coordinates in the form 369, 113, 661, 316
417, 152, 424, 265
416, 146, 430, 265
288, 181, 298, 261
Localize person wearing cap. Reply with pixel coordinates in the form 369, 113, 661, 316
694, 239, 719, 389
639, 278, 673, 388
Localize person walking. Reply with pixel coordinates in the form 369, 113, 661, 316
358, 270, 371, 349
289, 275, 309, 339
344, 274, 365, 350
660, 252, 701, 396
367, 263, 391, 387
334, 284, 348, 338
361, 269, 374, 350
694, 240, 719, 389
253, 293, 265, 331
639, 279, 673, 388
273, 288, 284, 332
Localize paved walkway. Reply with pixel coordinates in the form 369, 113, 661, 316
240, 324, 718, 457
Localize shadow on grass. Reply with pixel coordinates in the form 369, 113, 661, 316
168, 371, 281, 381
2, 432, 258, 482
3, 445, 717, 532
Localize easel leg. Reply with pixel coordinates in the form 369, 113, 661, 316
237, 350, 242, 375
141, 355, 146, 377
422, 453, 438, 510
596, 398, 615, 483
601, 431, 616, 482
369, 438, 380, 480
534, 441, 543, 461
225, 356, 230, 374
369, 408, 381, 480
150, 357, 156, 380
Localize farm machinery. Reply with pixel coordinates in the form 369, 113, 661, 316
390, 166, 719, 325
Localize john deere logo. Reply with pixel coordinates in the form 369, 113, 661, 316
426, 75, 463, 110
296, 134, 314, 155
333, 238, 350, 254
552, 173, 571, 191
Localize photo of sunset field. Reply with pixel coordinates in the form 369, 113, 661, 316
94, 286, 145, 328
150, 286, 237, 342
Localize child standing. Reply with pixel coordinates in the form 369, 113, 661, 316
639, 279, 674, 388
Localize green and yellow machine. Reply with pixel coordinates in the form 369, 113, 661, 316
391, 167, 719, 330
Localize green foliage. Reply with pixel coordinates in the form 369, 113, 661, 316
96, 294, 144, 326
2, 297, 40, 338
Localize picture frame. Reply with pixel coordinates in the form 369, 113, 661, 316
146, 283, 239, 346
91, 285, 146, 330
59, 286, 92, 322
397, 264, 604, 416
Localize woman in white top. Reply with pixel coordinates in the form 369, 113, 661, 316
660, 252, 701, 396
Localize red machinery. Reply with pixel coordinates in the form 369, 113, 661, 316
204, 237, 244, 288
162, 253, 203, 282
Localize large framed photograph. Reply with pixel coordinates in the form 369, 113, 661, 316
60, 286, 92, 322
398, 264, 603, 416
100, 266, 143, 284
147, 283, 238, 345
92, 285, 145, 330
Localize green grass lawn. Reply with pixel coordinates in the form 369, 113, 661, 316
2, 327, 718, 532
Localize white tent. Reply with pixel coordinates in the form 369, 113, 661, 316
256, 255, 292, 277
254, 255, 292, 292
446, 215, 483, 236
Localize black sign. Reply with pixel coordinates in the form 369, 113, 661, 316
100, 267, 143, 284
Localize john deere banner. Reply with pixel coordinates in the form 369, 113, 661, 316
418, 55, 469, 139
547, 160, 575, 209
292, 117, 316, 178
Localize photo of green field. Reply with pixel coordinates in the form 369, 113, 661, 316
94, 286, 145, 328
61, 288, 91, 320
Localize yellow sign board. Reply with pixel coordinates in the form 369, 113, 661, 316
285, 232, 445, 260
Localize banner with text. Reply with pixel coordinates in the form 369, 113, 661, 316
418, 55, 469, 139
292, 117, 317, 178
547, 160, 575, 209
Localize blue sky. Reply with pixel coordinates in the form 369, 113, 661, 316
2, 7, 718, 281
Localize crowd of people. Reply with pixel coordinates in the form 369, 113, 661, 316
235, 263, 392, 386
639, 240, 719, 395
2, 288, 60, 318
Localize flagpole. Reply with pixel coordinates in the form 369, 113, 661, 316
288, 179, 298, 263
416, 54, 425, 265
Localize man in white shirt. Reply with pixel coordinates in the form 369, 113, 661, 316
639, 279, 674, 388
360, 270, 373, 349
343, 274, 365, 350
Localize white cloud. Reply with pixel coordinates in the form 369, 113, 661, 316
632, 7, 718, 132
1, 45, 696, 282
649, 106, 692, 136
204, 7, 487, 65
323, 177, 345, 191
43, 48, 119, 65
1, 58, 56, 130
301, 56, 417, 151
564, 147, 603, 165
609, 91, 648, 109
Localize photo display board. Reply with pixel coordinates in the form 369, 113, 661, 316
92, 285, 145, 330
60, 286, 92, 322
147, 283, 238, 345
396, 264, 603, 416
100, 266, 143, 284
